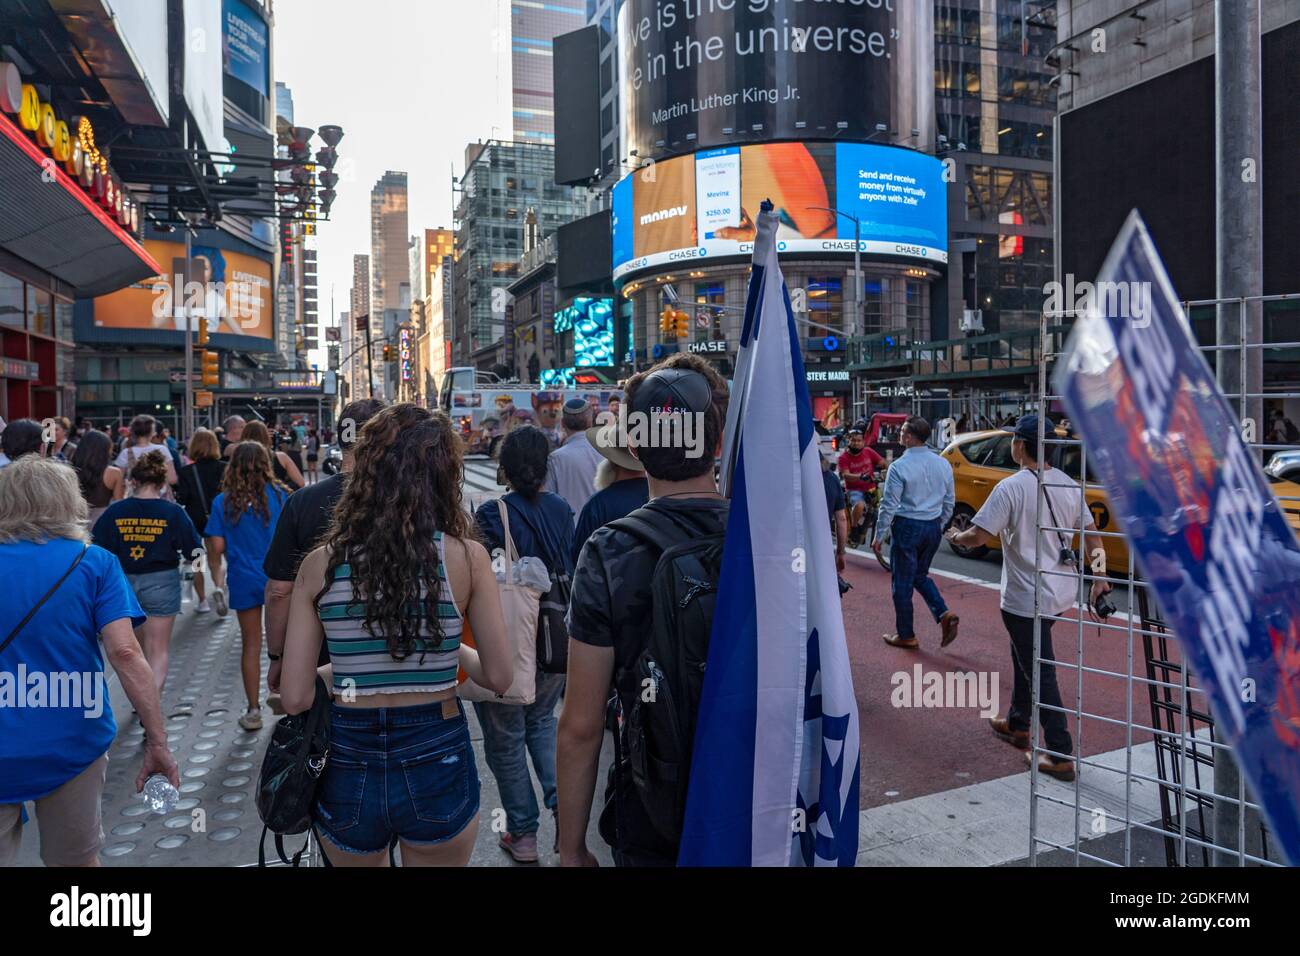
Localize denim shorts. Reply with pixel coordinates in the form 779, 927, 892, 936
847, 489, 868, 508
127, 568, 182, 617
314, 698, 479, 855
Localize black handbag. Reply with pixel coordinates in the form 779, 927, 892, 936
256, 675, 331, 866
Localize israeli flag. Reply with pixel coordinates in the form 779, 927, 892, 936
678, 201, 861, 866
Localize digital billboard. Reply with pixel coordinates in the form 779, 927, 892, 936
223, 0, 270, 96
92, 239, 274, 340
618, 0, 933, 163
612, 142, 947, 280
555, 297, 616, 368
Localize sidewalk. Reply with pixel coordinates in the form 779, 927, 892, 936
14, 587, 612, 867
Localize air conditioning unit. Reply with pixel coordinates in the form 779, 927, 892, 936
960, 309, 984, 333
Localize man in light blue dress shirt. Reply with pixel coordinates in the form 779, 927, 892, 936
873, 416, 960, 649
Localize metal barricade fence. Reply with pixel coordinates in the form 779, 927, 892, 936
1025, 294, 1298, 867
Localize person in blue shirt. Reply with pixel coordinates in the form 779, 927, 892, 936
873, 416, 960, 649
205, 441, 290, 731
571, 424, 649, 567
473, 425, 574, 863
0, 457, 178, 867
92, 450, 202, 695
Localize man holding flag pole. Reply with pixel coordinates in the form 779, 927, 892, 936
557, 201, 860, 867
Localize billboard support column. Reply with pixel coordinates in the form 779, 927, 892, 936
1213, 0, 1265, 866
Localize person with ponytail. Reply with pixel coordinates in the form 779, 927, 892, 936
472, 424, 575, 863
279, 404, 511, 866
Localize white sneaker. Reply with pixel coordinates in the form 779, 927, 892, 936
196, 599, 211, 613
238, 709, 263, 731
211, 588, 229, 617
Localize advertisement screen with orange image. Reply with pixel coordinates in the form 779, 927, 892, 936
632, 155, 696, 259
93, 239, 274, 339
730, 143, 838, 244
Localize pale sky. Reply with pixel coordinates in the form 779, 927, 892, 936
273, 0, 511, 362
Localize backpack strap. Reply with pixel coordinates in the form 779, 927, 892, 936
606, 510, 685, 556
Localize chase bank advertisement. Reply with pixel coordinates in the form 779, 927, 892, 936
611, 142, 948, 281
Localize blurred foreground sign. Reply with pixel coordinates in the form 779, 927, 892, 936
1055, 211, 1300, 864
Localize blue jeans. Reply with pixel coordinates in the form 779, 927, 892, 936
473, 671, 566, 836
890, 516, 948, 639
314, 698, 479, 855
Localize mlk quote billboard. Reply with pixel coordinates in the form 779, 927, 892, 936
618, 0, 933, 163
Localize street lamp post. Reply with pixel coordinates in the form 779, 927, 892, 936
807, 206, 863, 337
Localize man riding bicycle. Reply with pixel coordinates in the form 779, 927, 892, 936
838, 428, 885, 546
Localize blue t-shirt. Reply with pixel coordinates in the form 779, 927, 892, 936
571, 477, 650, 566
92, 498, 202, 574
0, 539, 144, 802
205, 488, 288, 611
475, 492, 575, 576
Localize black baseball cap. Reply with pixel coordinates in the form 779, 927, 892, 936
629, 367, 713, 416
1004, 414, 1042, 443
563, 397, 590, 415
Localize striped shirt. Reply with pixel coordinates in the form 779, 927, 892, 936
317, 532, 462, 696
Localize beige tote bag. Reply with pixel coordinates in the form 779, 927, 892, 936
458, 499, 539, 705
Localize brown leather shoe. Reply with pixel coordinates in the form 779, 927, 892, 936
1026, 750, 1076, 782
883, 633, 920, 649
988, 716, 1030, 749
939, 611, 960, 647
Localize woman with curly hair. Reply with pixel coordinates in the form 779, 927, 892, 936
280, 404, 512, 867
205, 442, 291, 729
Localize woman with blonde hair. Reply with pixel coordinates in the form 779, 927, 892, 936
176, 428, 228, 614
280, 405, 512, 866
0, 457, 178, 867
205, 442, 291, 730
243, 420, 305, 489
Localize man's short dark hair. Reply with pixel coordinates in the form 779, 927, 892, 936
337, 398, 386, 450
902, 416, 931, 444
1, 419, 44, 461
562, 404, 595, 434
623, 353, 728, 482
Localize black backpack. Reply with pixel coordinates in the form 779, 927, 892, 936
606, 509, 726, 847
256, 675, 331, 866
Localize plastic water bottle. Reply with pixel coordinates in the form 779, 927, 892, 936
142, 774, 179, 815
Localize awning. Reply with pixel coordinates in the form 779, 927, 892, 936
0, 110, 161, 298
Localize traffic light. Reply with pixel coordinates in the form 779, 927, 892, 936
196, 316, 209, 348
659, 308, 673, 336
674, 309, 691, 339
200, 350, 219, 387
382, 344, 393, 362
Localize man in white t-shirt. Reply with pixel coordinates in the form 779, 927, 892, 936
946, 415, 1111, 782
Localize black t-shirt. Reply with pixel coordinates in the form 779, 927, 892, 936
822, 468, 845, 517
92, 498, 202, 574
263, 472, 344, 582
567, 496, 730, 863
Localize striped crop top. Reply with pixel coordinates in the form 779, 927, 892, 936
317, 532, 463, 696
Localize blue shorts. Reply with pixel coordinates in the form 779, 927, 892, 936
226, 571, 266, 613
314, 698, 479, 855
127, 569, 182, 617
847, 490, 868, 508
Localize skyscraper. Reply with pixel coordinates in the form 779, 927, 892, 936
496, 0, 587, 144
351, 253, 371, 397
370, 172, 409, 399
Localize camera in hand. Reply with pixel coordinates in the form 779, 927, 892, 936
1092, 589, 1117, 620
1058, 547, 1079, 568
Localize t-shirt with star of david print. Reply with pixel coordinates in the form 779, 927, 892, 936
92, 497, 202, 575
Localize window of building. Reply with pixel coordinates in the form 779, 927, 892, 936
0, 271, 23, 330
806, 276, 843, 332
693, 282, 725, 341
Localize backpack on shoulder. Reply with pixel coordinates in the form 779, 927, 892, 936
605, 508, 726, 847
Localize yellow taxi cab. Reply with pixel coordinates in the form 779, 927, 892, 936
940, 429, 1300, 573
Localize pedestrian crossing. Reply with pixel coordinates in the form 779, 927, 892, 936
462, 456, 503, 512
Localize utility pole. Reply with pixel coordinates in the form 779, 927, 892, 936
1213, 0, 1265, 866
182, 221, 194, 440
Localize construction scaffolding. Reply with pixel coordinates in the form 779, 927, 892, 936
1025, 294, 1299, 867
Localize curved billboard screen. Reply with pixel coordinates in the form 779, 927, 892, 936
618, 0, 932, 163
611, 142, 947, 281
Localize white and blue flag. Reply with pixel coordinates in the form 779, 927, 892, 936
678, 201, 861, 866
